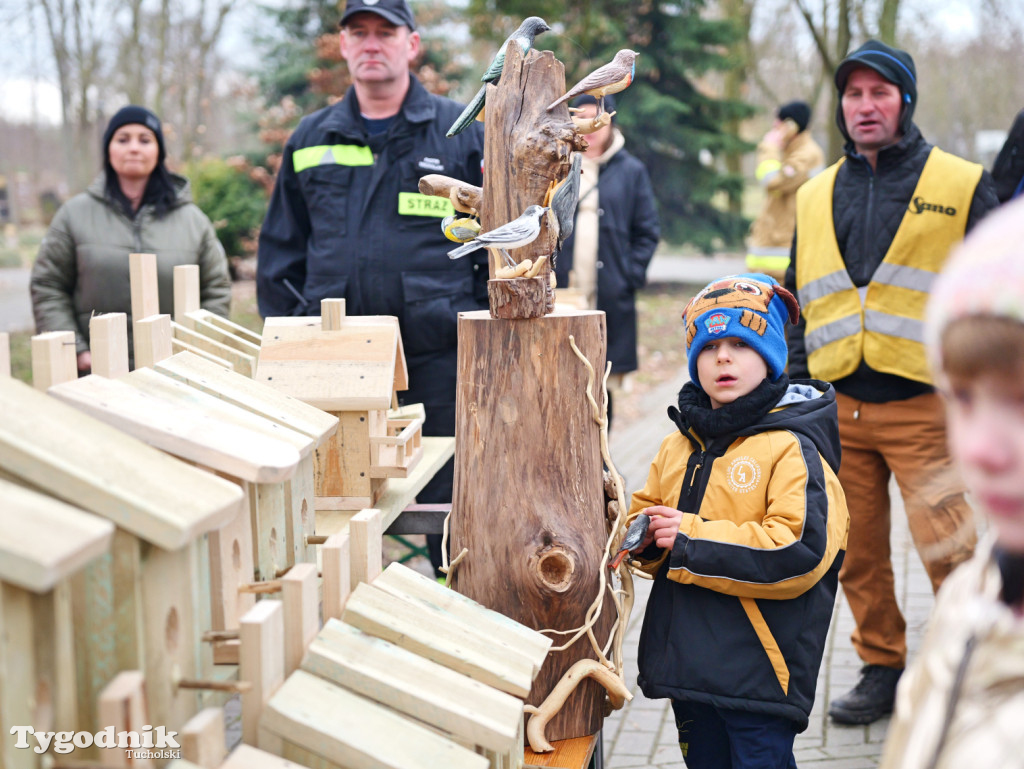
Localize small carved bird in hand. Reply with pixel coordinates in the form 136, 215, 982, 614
545, 152, 583, 262
448, 204, 548, 267
446, 16, 551, 137
442, 215, 482, 244
610, 513, 652, 569
548, 50, 638, 114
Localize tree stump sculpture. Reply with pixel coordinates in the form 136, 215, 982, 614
434, 43, 617, 742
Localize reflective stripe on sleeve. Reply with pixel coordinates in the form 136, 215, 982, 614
293, 144, 374, 173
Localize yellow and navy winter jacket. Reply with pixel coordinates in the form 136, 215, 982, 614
628, 379, 849, 731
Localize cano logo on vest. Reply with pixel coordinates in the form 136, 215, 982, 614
909, 196, 957, 216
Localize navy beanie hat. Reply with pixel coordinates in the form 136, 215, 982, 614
683, 274, 801, 389
103, 105, 166, 163
834, 40, 917, 139
778, 101, 811, 133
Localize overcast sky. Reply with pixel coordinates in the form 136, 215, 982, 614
0, 0, 986, 125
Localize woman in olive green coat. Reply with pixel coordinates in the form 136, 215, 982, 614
31, 105, 231, 372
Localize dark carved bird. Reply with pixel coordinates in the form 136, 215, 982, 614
545, 152, 583, 262
447, 204, 548, 267
446, 16, 551, 137
547, 50, 638, 114
609, 513, 651, 569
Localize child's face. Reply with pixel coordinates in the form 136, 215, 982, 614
696, 337, 768, 409
944, 371, 1024, 553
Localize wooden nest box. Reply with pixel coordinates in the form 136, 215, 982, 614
256, 299, 424, 513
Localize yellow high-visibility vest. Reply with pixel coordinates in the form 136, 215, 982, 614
795, 148, 983, 384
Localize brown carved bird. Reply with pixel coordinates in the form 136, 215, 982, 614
547, 50, 638, 114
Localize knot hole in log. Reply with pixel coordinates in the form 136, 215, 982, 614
533, 547, 575, 593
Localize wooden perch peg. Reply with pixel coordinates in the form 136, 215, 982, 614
523, 659, 632, 753
202, 629, 241, 642
418, 174, 483, 216
176, 678, 253, 695
238, 580, 282, 594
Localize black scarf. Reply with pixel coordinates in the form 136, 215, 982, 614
670, 374, 790, 442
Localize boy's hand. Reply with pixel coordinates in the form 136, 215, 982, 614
641, 506, 684, 549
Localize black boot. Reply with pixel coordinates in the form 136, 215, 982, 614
828, 665, 903, 725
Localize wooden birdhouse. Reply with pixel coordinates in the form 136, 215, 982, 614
0, 479, 114, 769
256, 299, 424, 523
0, 377, 245, 759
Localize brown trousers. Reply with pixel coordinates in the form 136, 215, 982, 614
836, 391, 977, 668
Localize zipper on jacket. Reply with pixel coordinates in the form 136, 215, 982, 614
132, 216, 143, 253
864, 171, 875, 249
677, 449, 706, 513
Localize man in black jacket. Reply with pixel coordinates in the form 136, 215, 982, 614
257, 0, 486, 575
785, 40, 999, 726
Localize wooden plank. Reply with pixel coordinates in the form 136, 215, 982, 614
261, 669, 489, 769
285, 455, 316, 565
281, 563, 319, 676
174, 321, 256, 377
135, 314, 173, 369
0, 331, 10, 377
90, 312, 130, 379
155, 351, 337, 445
320, 298, 346, 330
253, 481, 289, 581
208, 499, 256, 635
32, 330, 77, 390
174, 264, 202, 323
315, 435, 455, 537
348, 508, 382, 588
342, 582, 534, 697
305, 620, 523, 751
140, 542, 202, 734
184, 312, 262, 359
219, 743, 307, 769
320, 533, 350, 621
172, 337, 234, 370
130, 252, 160, 321
180, 707, 227, 768
0, 377, 243, 550
189, 310, 262, 347
257, 316, 399, 411
239, 600, 284, 746
314, 410, 373, 500
48, 373, 303, 484
0, 584, 38, 769
97, 670, 153, 768
523, 734, 598, 768
373, 562, 552, 663
0, 477, 114, 591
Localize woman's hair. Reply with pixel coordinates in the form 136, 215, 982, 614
941, 315, 1024, 382
104, 159, 178, 219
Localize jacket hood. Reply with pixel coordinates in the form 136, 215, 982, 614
751, 380, 841, 473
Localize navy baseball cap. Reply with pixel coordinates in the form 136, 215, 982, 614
341, 0, 416, 30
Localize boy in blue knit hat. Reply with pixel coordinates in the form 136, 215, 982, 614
620, 274, 849, 768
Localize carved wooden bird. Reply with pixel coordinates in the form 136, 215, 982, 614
446, 16, 551, 137
546, 152, 583, 261
442, 215, 482, 244
547, 50, 638, 114
610, 513, 651, 569
447, 205, 548, 267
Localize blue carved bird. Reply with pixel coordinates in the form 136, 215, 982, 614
446, 16, 551, 137
609, 513, 651, 569
545, 152, 583, 262
547, 50, 638, 114
447, 204, 548, 267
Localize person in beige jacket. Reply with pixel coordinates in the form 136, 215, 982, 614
879, 196, 1024, 769
746, 101, 824, 282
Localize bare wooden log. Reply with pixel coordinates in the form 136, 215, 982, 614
417, 174, 483, 215
451, 308, 612, 740
486, 277, 552, 319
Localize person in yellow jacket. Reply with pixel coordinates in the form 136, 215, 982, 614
620, 274, 848, 768
746, 101, 824, 282
784, 39, 1000, 726
879, 196, 1024, 769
